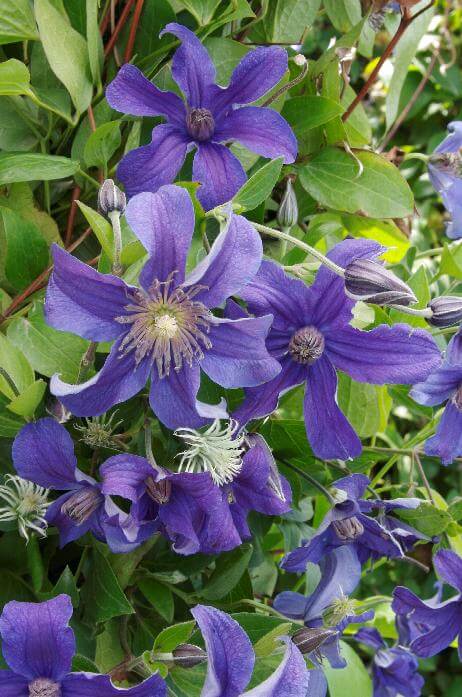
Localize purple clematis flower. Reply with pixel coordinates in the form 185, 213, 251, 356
12, 417, 145, 553
393, 549, 462, 660
45, 185, 280, 429
354, 626, 424, 697
428, 121, 462, 239
275, 547, 374, 669
106, 23, 297, 211
234, 238, 441, 460
191, 604, 313, 696
410, 330, 462, 465
281, 474, 424, 572
0, 594, 166, 696
101, 427, 291, 555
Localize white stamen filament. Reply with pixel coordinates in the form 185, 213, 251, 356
0, 475, 49, 542
175, 420, 245, 487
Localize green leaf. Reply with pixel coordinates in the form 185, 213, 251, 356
232, 613, 290, 643
260, 420, 314, 460
84, 121, 121, 168
34, 0, 93, 114
52, 566, 79, 606
282, 96, 344, 137
398, 502, 452, 536
139, 577, 174, 623
7, 300, 89, 383
179, 0, 221, 25
0, 59, 32, 96
0, 333, 34, 399
26, 535, 45, 592
0, 153, 79, 184
449, 497, 462, 522
153, 620, 196, 652
7, 379, 46, 418
324, 641, 372, 697
438, 241, 462, 280
324, 0, 361, 32
0, 0, 39, 44
299, 147, 414, 218
201, 543, 253, 600
0, 394, 26, 437
338, 374, 389, 439
86, 0, 103, 89
82, 550, 134, 624
254, 623, 292, 657
1, 206, 49, 291
265, 0, 321, 43
77, 201, 114, 258
72, 654, 99, 673
233, 158, 284, 211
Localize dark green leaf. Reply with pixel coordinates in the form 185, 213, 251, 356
82, 549, 134, 624
0, 153, 79, 184
201, 543, 253, 600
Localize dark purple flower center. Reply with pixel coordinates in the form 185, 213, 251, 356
288, 326, 325, 364
186, 108, 215, 141
453, 384, 462, 411
146, 475, 172, 504
116, 274, 212, 378
29, 678, 61, 697
61, 486, 103, 524
332, 516, 364, 541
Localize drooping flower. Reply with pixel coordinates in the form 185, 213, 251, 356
275, 547, 374, 670
100, 424, 291, 555
106, 23, 297, 211
0, 594, 166, 696
0, 475, 49, 542
392, 549, 462, 659
233, 238, 441, 460
191, 604, 314, 696
428, 121, 462, 239
12, 418, 146, 552
45, 185, 280, 429
281, 474, 425, 572
355, 625, 424, 697
410, 330, 462, 464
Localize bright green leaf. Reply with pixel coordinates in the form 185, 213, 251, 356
82, 549, 134, 624
234, 158, 284, 211
201, 543, 253, 600
0, 153, 79, 184
1, 206, 49, 291
84, 121, 121, 168
0, 59, 32, 96
0, 0, 39, 44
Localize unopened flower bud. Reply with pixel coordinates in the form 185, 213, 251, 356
47, 399, 72, 424
427, 296, 462, 328
172, 644, 207, 668
292, 627, 338, 655
344, 259, 417, 307
98, 179, 126, 216
145, 475, 172, 505
277, 179, 298, 230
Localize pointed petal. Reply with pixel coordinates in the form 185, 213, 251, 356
215, 106, 296, 164
193, 142, 246, 211
333, 474, 370, 500
125, 185, 195, 285
99, 454, 154, 502
280, 528, 337, 573
45, 245, 131, 342
149, 363, 228, 430
51, 339, 150, 417
117, 124, 189, 198
201, 316, 280, 388
425, 400, 462, 465
326, 324, 441, 385
355, 627, 385, 650
160, 23, 215, 107
0, 671, 28, 696
434, 549, 462, 593
304, 547, 362, 622
304, 357, 362, 460
185, 213, 262, 308
0, 595, 74, 681
410, 366, 461, 406
273, 592, 308, 620
233, 355, 306, 428
243, 637, 309, 697
12, 418, 79, 490
62, 672, 166, 696
192, 605, 254, 697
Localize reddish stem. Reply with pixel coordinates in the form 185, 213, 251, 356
100, 0, 120, 35
65, 186, 82, 247
104, 0, 137, 58
124, 0, 145, 63
87, 104, 97, 132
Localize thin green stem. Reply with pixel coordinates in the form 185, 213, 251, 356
109, 210, 123, 275
279, 458, 335, 504
77, 169, 101, 190
388, 304, 433, 318
27, 90, 77, 126
403, 152, 430, 164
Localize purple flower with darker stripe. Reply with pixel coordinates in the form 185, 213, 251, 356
0, 594, 166, 696
411, 330, 462, 465
106, 23, 297, 211
45, 185, 280, 429
191, 604, 315, 696
100, 427, 291, 555
233, 238, 441, 461
281, 474, 424, 573
12, 418, 147, 553
275, 547, 374, 671
392, 549, 462, 660
428, 121, 462, 239
355, 624, 424, 697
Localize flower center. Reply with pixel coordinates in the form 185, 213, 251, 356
288, 326, 325, 364
430, 149, 462, 177
116, 274, 212, 378
332, 516, 364, 541
0, 475, 49, 542
186, 108, 215, 141
61, 487, 103, 525
323, 595, 358, 627
29, 678, 61, 697
175, 419, 245, 487
145, 475, 172, 504
453, 384, 462, 411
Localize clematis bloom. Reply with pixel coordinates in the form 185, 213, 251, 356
428, 121, 462, 239
234, 238, 441, 460
106, 23, 297, 210
0, 594, 166, 696
45, 185, 280, 429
